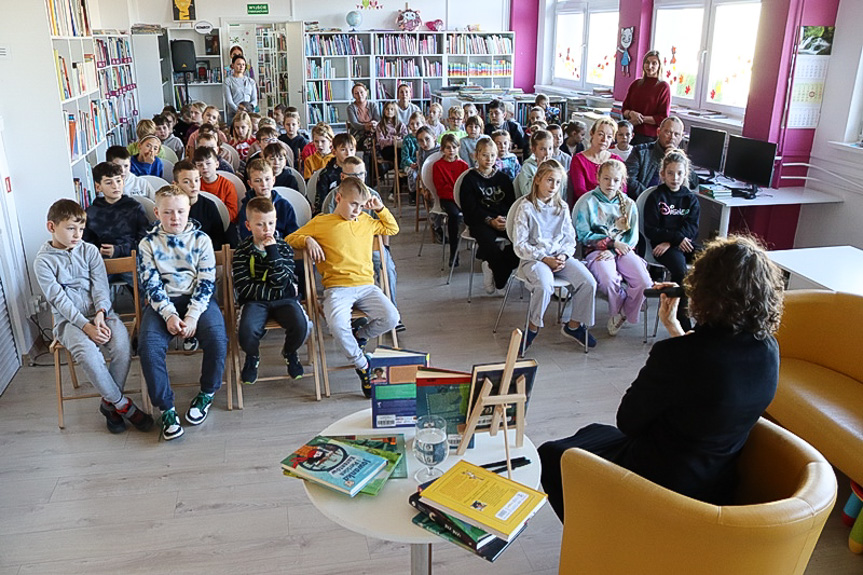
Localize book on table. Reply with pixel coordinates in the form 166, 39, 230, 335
369, 346, 429, 429
467, 359, 538, 433
280, 436, 388, 497
411, 512, 526, 562
409, 489, 495, 550
418, 460, 547, 541
415, 367, 474, 449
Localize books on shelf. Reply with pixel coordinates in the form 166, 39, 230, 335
204, 33, 220, 55
98, 65, 136, 97
306, 59, 338, 79
280, 436, 388, 497
73, 177, 94, 209
94, 36, 132, 68
369, 346, 430, 429
306, 80, 335, 102
45, 0, 91, 37
467, 359, 538, 433
375, 34, 440, 56
446, 34, 513, 55
447, 60, 512, 78
418, 460, 547, 541
305, 34, 366, 56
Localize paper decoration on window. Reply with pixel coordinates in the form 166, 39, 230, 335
618, 26, 634, 76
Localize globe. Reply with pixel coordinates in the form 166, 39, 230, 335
346, 11, 362, 30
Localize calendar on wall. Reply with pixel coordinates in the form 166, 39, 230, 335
786, 26, 833, 129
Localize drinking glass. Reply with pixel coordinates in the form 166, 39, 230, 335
412, 414, 448, 482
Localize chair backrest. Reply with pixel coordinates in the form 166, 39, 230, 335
273, 186, 312, 227
198, 191, 231, 231
132, 195, 158, 224
221, 143, 240, 170
288, 167, 307, 196
140, 175, 170, 198
504, 195, 528, 242
160, 146, 179, 164
306, 168, 323, 204
635, 185, 659, 265
451, 169, 468, 209
557, 417, 836, 575
420, 151, 442, 200
103, 252, 140, 312
160, 159, 174, 181
217, 170, 246, 207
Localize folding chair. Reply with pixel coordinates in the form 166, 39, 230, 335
221, 143, 241, 171
140, 175, 170, 196
417, 151, 450, 270
132, 195, 159, 224
160, 159, 175, 181
370, 138, 396, 200
217, 170, 246, 210
634, 187, 670, 343
390, 139, 410, 217
52, 254, 145, 428
288, 167, 307, 197
160, 146, 179, 164
306, 168, 323, 208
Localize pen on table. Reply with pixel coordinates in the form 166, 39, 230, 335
480, 456, 528, 470
487, 460, 530, 474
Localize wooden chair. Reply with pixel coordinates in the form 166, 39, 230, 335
390, 139, 410, 217
133, 245, 235, 413
417, 151, 450, 270
52, 254, 144, 428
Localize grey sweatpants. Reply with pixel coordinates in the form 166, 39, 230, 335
56, 313, 131, 404
323, 285, 400, 369
520, 258, 596, 328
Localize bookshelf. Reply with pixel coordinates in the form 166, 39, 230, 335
131, 29, 172, 118
166, 27, 225, 113
255, 25, 279, 115
93, 33, 140, 148
445, 32, 515, 89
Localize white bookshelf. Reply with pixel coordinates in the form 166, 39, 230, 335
167, 27, 225, 113
255, 25, 279, 115
93, 33, 140, 148
131, 29, 172, 118
444, 32, 515, 89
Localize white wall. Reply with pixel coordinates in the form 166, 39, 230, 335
797, 0, 863, 249
126, 0, 508, 32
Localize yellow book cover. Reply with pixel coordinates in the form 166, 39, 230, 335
419, 460, 547, 541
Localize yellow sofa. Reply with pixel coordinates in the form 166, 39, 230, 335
766, 290, 863, 486
558, 418, 837, 575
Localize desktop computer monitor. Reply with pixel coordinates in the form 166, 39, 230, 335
686, 126, 726, 178
722, 135, 777, 194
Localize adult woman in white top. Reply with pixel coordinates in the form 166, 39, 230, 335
224, 54, 257, 124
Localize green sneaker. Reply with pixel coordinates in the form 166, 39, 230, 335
160, 409, 184, 441
185, 392, 213, 425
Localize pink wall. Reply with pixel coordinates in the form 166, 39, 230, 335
613, 0, 654, 100
511, 0, 539, 91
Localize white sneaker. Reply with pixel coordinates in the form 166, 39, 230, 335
482, 261, 495, 294
607, 312, 627, 336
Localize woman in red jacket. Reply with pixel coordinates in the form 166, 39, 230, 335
621, 50, 671, 145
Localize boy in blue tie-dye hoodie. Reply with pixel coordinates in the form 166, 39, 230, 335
137, 185, 228, 441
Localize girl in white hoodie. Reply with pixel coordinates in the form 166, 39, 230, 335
513, 160, 597, 351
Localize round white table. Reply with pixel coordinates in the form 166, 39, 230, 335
303, 408, 541, 575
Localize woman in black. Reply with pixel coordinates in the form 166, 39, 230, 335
539, 235, 785, 520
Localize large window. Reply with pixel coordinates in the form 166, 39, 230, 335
552, 1, 619, 89
653, 0, 761, 112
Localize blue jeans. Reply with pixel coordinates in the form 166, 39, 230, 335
237, 298, 310, 357
373, 246, 398, 303
139, 295, 228, 411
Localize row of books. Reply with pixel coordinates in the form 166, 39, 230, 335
172, 68, 222, 84
94, 36, 132, 68
73, 177, 95, 209
306, 59, 340, 80
446, 34, 513, 55
447, 60, 513, 77
306, 80, 337, 102
307, 104, 341, 125
67, 103, 105, 160
375, 57, 442, 78
97, 65, 135, 98
45, 0, 91, 37
305, 34, 367, 57
54, 51, 98, 100
376, 34, 439, 55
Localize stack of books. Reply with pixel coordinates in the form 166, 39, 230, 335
409, 460, 547, 561
699, 183, 733, 199
281, 434, 406, 497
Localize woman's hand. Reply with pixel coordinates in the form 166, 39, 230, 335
652, 242, 671, 257
656, 282, 686, 337
629, 111, 644, 125
614, 240, 631, 256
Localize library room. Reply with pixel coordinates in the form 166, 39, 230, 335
0, 0, 861, 573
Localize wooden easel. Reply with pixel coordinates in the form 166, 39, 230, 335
456, 329, 527, 479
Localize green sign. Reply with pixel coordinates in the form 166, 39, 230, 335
247, 3, 269, 15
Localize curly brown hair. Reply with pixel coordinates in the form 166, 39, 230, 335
684, 235, 784, 340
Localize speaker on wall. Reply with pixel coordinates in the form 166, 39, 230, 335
171, 40, 196, 73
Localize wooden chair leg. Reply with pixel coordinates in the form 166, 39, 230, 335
55, 347, 65, 429
233, 320, 244, 410
66, 349, 80, 389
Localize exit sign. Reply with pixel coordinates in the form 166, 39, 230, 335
247, 3, 269, 14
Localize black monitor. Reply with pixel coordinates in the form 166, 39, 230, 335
686, 126, 726, 178
722, 135, 777, 194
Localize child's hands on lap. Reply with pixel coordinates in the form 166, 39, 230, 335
613, 240, 631, 256
181, 315, 198, 339
596, 250, 616, 261
542, 256, 564, 272
166, 314, 185, 336
489, 216, 506, 232
83, 322, 110, 345
93, 312, 111, 339
652, 242, 671, 257
305, 237, 326, 263
678, 237, 694, 253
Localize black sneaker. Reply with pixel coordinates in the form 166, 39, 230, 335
561, 324, 597, 348
351, 317, 369, 350
241, 355, 260, 385
284, 350, 304, 379
355, 353, 373, 398
116, 399, 154, 432
395, 322, 406, 332
160, 408, 184, 440
182, 337, 199, 352
99, 400, 127, 434
185, 392, 213, 425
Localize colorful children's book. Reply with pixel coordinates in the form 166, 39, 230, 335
280, 436, 387, 497
467, 359, 538, 432
409, 490, 495, 550
369, 346, 429, 428
411, 512, 526, 562
415, 367, 474, 449
419, 460, 547, 541
328, 434, 408, 479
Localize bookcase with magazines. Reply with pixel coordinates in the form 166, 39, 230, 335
93, 32, 140, 149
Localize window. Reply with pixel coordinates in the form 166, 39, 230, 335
653, 0, 761, 113
551, 1, 619, 89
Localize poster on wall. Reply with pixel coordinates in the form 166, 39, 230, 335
173, 0, 196, 21
787, 26, 833, 129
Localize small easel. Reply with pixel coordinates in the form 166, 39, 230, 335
456, 329, 527, 479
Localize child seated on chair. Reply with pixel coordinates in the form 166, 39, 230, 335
492, 130, 521, 182
425, 102, 446, 141
130, 135, 165, 178
127, 119, 171, 161
186, 110, 228, 163
173, 159, 233, 250
575, 159, 652, 336
315, 133, 357, 214
303, 123, 335, 179
279, 109, 310, 175
287, 176, 399, 398
244, 126, 295, 177
137, 185, 228, 441
195, 146, 239, 223
432, 133, 469, 268
237, 159, 298, 241
83, 162, 150, 286
375, 101, 407, 170
154, 114, 185, 160
515, 130, 556, 198
459, 115, 484, 168
416, 126, 442, 239
234, 196, 310, 385
35, 199, 153, 434
442, 106, 467, 141
400, 111, 424, 206
513, 160, 596, 351
194, 130, 236, 174
106, 146, 151, 197
263, 143, 300, 191
460, 137, 519, 296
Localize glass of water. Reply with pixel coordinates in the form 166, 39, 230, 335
413, 414, 448, 482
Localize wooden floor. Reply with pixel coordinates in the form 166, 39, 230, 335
0, 216, 858, 574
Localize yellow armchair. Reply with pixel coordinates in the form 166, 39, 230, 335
558, 418, 836, 575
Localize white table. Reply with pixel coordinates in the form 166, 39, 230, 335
696, 186, 842, 237
303, 408, 541, 575
768, 245, 863, 296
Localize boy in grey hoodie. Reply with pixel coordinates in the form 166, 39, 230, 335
35, 200, 152, 433
137, 185, 228, 441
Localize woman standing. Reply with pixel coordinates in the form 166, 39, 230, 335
621, 50, 671, 145
224, 54, 257, 124
346, 83, 381, 181
569, 116, 625, 206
